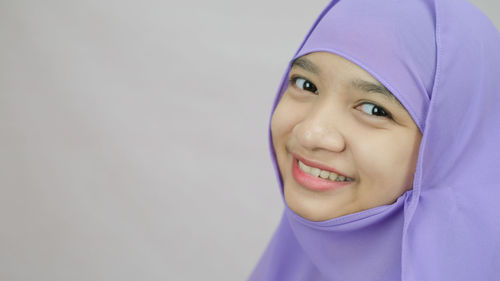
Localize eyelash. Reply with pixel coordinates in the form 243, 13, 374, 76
355, 102, 393, 119
289, 75, 393, 120
289, 76, 318, 94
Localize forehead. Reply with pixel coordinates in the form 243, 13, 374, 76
292, 52, 371, 77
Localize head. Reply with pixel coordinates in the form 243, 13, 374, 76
271, 51, 422, 221
253, 0, 500, 280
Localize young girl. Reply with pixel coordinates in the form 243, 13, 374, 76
249, 0, 500, 280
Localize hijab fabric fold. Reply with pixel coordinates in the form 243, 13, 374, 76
250, 0, 500, 280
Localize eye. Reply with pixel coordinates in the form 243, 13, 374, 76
357, 103, 392, 118
291, 77, 318, 94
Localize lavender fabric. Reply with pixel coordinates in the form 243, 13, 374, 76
249, 0, 500, 280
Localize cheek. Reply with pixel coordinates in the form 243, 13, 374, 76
353, 138, 392, 181
270, 100, 291, 170
270, 105, 285, 147
353, 132, 421, 187
270, 97, 299, 144
270, 99, 297, 178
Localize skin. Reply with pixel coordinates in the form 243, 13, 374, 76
271, 52, 422, 221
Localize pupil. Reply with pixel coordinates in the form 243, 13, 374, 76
305, 81, 316, 92
372, 106, 386, 116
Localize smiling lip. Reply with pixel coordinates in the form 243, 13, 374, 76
291, 154, 352, 192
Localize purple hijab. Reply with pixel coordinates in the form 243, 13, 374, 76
249, 0, 500, 280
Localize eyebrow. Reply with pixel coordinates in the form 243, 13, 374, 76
291, 57, 321, 75
291, 56, 402, 106
351, 79, 401, 105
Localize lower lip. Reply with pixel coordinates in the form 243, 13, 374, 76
291, 158, 352, 192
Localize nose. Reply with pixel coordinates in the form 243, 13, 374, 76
293, 103, 346, 152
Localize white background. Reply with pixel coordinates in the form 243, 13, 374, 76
1, 1, 498, 280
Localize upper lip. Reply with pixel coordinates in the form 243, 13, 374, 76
292, 153, 352, 178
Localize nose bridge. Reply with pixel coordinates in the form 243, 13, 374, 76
294, 97, 346, 152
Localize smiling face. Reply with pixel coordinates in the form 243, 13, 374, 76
271, 52, 422, 221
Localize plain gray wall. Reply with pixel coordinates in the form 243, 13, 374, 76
0, 1, 498, 280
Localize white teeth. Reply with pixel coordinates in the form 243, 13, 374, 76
297, 160, 353, 182
310, 167, 321, 177
298, 160, 311, 173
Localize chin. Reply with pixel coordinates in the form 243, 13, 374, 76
284, 187, 350, 222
